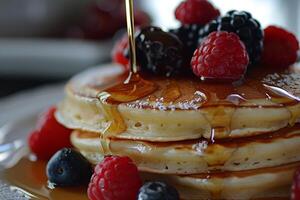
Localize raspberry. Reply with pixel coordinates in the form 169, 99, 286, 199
175, 0, 220, 25
261, 25, 299, 68
191, 31, 249, 80
28, 107, 72, 160
292, 168, 300, 200
111, 33, 129, 69
87, 156, 142, 200
199, 10, 263, 64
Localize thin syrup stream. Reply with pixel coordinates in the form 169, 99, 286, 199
96, 0, 157, 139
125, 0, 137, 74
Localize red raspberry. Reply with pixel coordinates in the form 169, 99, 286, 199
111, 33, 129, 69
28, 106, 72, 160
191, 31, 249, 80
175, 0, 220, 25
261, 25, 299, 68
292, 168, 300, 200
87, 156, 142, 200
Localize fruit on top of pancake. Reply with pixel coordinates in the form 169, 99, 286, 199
28, 106, 72, 160
111, 33, 129, 69
191, 31, 249, 80
292, 168, 300, 200
87, 156, 142, 200
169, 24, 204, 65
175, 0, 220, 25
135, 26, 185, 77
261, 25, 299, 68
199, 10, 263, 65
46, 148, 93, 186
138, 181, 179, 200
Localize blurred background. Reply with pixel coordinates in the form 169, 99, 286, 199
0, 0, 299, 97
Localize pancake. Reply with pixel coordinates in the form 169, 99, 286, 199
56, 63, 300, 141
56, 63, 300, 199
141, 161, 299, 200
70, 130, 299, 199
71, 126, 300, 174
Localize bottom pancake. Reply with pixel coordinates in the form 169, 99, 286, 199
70, 130, 299, 199
74, 146, 298, 199
71, 126, 300, 174
141, 161, 298, 200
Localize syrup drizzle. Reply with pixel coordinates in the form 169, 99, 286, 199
125, 0, 137, 73
97, 0, 157, 141
1, 2, 298, 200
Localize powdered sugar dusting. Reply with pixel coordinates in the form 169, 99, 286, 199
192, 140, 208, 155
125, 90, 206, 110
262, 71, 300, 99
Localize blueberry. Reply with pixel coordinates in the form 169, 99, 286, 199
137, 181, 179, 200
46, 148, 93, 186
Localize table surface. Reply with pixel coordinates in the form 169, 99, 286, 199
0, 76, 63, 98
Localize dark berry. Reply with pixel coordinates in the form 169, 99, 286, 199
169, 24, 203, 64
261, 25, 299, 68
199, 10, 263, 64
135, 26, 185, 77
138, 181, 179, 200
46, 148, 93, 186
191, 31, 249, 80
87, 156, 142, 200
175, 0, 220, 25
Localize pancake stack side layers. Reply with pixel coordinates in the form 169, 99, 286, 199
56, 63, 300, 200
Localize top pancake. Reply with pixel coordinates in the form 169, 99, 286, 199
56, 63, 300, 141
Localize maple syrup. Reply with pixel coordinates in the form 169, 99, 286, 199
1, 0, 299, 198
0, 0, 148, 199
1, 155, 88, 200
97, 0, 158, 138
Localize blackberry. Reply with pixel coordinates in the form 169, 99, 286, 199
134, 26, 185, 77
199, 10, 264, 64
169, 24, 203, 64
137, 181, 179, 200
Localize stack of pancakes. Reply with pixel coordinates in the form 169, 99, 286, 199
56, 63, 300, 199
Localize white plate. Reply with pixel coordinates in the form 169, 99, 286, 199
0, 38, 113, 78
0, 84, 65, 199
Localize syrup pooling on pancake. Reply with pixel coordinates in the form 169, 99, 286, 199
124, 65, 300, 110
97, 73, 157, 139
98, 64, 300, 141
57, 63, 300, 141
